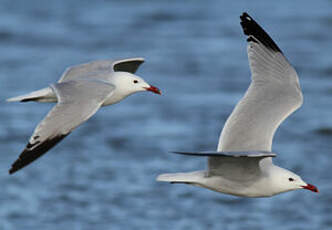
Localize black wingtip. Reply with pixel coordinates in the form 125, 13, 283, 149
9, 134, 68, 175
20, 98, 36, 102
240, 12, 282, 53
113, 59, 145, 74
9, 168, 15, 175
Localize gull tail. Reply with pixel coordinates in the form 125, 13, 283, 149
156, 171, 205, 184
7, 87, 57, 103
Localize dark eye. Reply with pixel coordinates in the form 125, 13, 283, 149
133, 80, 138, 84
288, 178, 294, 182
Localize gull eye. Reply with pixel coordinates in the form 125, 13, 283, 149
133, 80, 138, 84
288, 178, 294, 182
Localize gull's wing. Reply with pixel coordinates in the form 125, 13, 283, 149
172, 151, 276, 157
171, 151, 274, 179
217, 12, 303, 153
207, 153, 273, 179
9, 79, 114, 174
112, 58, 145, 73
58, 57, 144, 83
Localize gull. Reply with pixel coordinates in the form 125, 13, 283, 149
157, 13, 318, 197
7, 58, 161, 174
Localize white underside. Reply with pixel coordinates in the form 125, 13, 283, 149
157, 170, 281, 198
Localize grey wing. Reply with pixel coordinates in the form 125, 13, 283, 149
9, 80, 114, 174
217, 13, 303, 153
172, 151, 276, 158
207, 155, 272, 180
58, 58, 144, 83
172, 151, 274, 179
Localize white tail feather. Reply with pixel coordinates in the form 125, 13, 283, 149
157, 171, 205, 184
7, 87, 56, 103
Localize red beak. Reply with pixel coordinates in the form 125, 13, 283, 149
301, 183, 319, 193
144, 85, 161, 95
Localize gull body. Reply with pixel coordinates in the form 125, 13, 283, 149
160, 159, 306, 197
157, 13, 318, 197
8, 58, 161, 174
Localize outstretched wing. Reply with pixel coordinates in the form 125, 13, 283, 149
9, 79, 114, 174
217, 12, 303, 152
172, 151, 276, 157
58, 58, 144, 83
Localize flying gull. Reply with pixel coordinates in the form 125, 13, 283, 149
8, 58, 161, 174
157, 13, 318, 197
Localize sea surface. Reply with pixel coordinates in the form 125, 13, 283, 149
0, 0, 331, 229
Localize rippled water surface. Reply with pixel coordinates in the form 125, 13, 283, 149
0, 0, 332, 229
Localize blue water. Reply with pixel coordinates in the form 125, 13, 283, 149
0, 0, 332, 229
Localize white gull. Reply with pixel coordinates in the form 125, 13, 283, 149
157, 13, 318, 197
8, 58, 161, 174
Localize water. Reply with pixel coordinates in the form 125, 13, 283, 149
0, 0, 331, 229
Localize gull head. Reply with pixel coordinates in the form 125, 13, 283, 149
269, 167, 318, 195
112, 72, 161, 97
